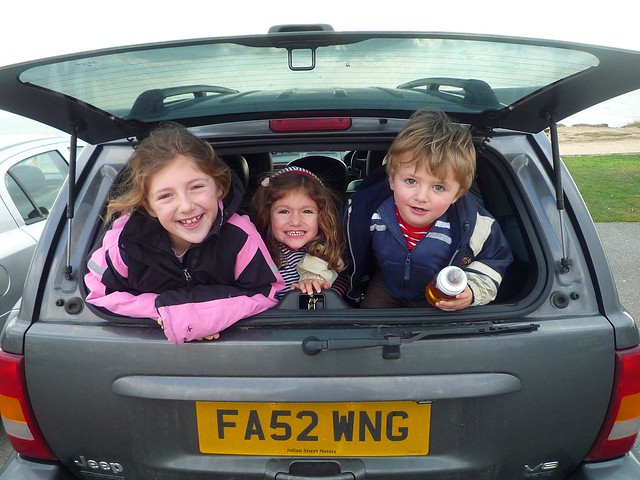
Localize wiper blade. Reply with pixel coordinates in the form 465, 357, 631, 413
396, 77, 500, 107
128, 84, 239, 120
302, 322, 539, 359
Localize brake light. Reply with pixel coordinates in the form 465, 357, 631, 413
586, 345, 640, 461
269, 117, 352, 132
0, 349, 56, 460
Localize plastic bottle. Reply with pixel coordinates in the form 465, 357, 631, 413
425, 266, 468, 306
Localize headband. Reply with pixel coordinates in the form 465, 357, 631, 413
260, 166, 323, 187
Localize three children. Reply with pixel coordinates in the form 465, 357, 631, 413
85, 109, 513, 342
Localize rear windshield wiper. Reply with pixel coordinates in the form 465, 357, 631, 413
396, 77, 500, 108
128, 84, 239, 120
302, 322, 539, 359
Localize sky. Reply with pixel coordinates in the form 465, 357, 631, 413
1, 0, 639, 132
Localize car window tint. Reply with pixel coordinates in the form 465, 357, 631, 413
5, 150, 67, 224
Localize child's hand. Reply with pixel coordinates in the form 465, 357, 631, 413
197, 333, 220, 341
434, 286, 473, 311
157, 317, 220, 341
291, 278, 330, 295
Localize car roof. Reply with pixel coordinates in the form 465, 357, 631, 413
1, 27, 639, 144
0, 136, 70, 160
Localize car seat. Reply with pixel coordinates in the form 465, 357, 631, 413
286, 155, 349, 197
243, 152, 273, 196
223, 154, 250, 191
346, 150, 387, 195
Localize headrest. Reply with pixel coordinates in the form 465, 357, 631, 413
224, 154, 250, 190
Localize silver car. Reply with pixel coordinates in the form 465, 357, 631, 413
0, 137, 71, 331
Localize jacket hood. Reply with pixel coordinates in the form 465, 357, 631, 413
222, 170, 246, 221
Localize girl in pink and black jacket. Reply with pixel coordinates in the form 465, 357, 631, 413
84, 124, 284, 344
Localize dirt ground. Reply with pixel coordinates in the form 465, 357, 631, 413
558, 125, 640, 155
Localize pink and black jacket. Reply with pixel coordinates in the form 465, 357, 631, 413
84, 180, 284, 344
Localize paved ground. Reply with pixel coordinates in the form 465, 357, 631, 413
0, 428, 7, 469
1, 223, 639, 470
558, 125, 640, 156
595, 223, 640, 322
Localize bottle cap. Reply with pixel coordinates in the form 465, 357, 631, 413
436, 266, 467, 296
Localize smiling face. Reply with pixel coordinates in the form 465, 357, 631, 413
269, 188, 320, 251
388, 152, 463, 228
145, 154, 222, 255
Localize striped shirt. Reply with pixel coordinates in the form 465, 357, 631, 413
276, 243, 306, 299
395, 206, 432, 250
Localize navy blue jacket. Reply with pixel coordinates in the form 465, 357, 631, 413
344, 168, 513, 304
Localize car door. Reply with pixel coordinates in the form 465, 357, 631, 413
0, 143, 68, 328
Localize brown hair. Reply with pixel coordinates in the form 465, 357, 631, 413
386, 109, 476, 192
251, 169, 345, 272
105, 123, 230, 223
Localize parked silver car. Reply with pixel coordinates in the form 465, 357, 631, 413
1, 25, 640, 480
0, 137, 71, 331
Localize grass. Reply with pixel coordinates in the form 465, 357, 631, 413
563, 154, 640, 222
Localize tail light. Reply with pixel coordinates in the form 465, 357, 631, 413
0, 349, 56, 460
586, 345, 640, 461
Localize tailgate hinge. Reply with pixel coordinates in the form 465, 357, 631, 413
547, 112, 571, 273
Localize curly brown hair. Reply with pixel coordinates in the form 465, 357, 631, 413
251, 169, 345, 272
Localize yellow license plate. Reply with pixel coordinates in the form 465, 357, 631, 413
196, 401, 431, 456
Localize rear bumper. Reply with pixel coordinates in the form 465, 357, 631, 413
2, 450, 640, 479
567, 453, 640, 479
0, 452, 74, 480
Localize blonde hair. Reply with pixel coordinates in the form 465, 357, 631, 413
251, 169, 345, 272
386, 109, 476, 192
106, 123, 230, 223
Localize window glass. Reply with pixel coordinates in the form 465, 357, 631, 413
19, 38, 598, 122
4, 150, 67, 224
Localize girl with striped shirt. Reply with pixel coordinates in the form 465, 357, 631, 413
252, 166, 345, 299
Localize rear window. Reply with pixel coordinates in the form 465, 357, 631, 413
19, 37, 598, 124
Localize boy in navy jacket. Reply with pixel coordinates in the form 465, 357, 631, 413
344, 109, 512, 309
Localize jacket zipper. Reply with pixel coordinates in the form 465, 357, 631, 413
182, 268, 193, 285
403, 251, 412, 289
